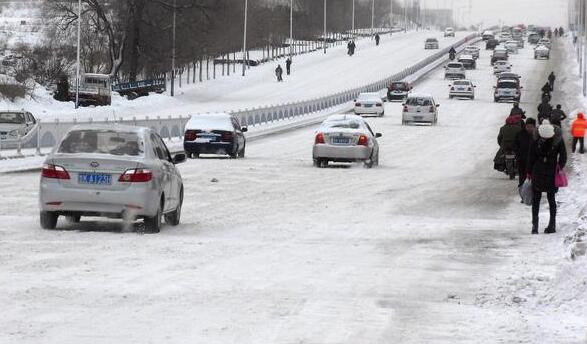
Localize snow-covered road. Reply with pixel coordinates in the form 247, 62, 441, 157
2, 43, 584, 343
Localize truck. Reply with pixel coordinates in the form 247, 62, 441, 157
69, 73, 112, 106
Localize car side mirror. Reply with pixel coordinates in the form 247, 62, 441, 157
436, 104, 441, 107
375, 133, 383, 138
172, 153, 187, 164
241, 127, 248, 133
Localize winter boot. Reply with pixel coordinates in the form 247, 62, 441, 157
531, 226, 539, 235
544, 219, 556, 234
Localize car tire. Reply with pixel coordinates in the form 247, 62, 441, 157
380, 111, 385, 117
190, 152, 200, 159
449, 95, 453, 99
313, 158, 327, 168
165, 187, 183, 226
238, 145, 246, 158
40, 211, 58, 230
364, 159, 374, 169
66, 215, 81, 224
229, 147, 239, 159
144, 200, 162, 234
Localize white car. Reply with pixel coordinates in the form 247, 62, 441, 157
354, 92, 385, 117
444, 27, 455, 37
494, 78, 522, 103
444, 62, 466, 79
449, 80, 476, 100
0, 110, 37, 148
538, 38, 551, 49
464, 45, 480, 59
482, 30, 495, 41
312, 114, 381, 168
402, 93, 440, 125
534, 45, 550, 59
505, 41, 519, 54
493, 60, 512, 75
39, 125, 186, 233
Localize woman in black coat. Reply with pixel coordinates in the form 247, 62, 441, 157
527, 121, 567, 234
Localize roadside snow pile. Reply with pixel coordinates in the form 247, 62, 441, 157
563, 158, 587, 260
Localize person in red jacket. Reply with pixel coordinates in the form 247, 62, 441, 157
571, 113, 587, 154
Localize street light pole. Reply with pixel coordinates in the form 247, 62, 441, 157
170, 0, 176, 96
404, 0, 408, 32
371, 0, 375, 37
75, 0, 81, 109
242, 0, 248, 76
390, 0, 393, 29
323, 0, 327, 54
352, 0, 355, 35
290, 0, 293, 57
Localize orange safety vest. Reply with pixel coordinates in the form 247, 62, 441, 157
571, 116, 587, 138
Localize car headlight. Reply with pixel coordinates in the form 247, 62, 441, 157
8, 129, 19, 138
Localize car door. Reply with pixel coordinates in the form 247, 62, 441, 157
364, 122, 378, 156
231, 117, 245, 149
150, 133, 175, 212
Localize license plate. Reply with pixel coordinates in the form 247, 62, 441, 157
78, 173, 112, 185
196, 136, 217, 143
332, 137, 351, 145
364, 104, 373, 108
413, 116, 423, 120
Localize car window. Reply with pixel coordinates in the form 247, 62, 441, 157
324, 119, 362, 129
0, 112, 25, 124
407, 98, 431, 106
231, 118, 241, 131
59, 130, 144, 156
150, 133, 171, 161
454, 81, 470, 86
365, 123, 375, 137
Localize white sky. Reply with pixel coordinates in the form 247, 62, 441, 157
422, 0, 568, 27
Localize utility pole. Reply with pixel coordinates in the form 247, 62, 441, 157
371, 0, 375, 36
170, 0, 176, 96
75, 0, 81, 109
323, 0, 327, 54
404, 0, 408, 32
352, 0, 355, 36
290, 0, 293, 56
242, 0, 248, 76
390, 0, 393, 29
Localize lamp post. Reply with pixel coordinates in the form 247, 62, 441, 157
290, 0, 293, 56
323, 0, 327, 54
352, 0, 355, 35
404, 0, 408, 32
170, 0, 176, 96
371, 0, 375, 36
75, 0, 81, 109
242, 0, 248, 76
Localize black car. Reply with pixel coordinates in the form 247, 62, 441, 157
486, 39, 498, 50
183, 113, 247, 158
387, 82, 412, 101
458, 56, 476, 70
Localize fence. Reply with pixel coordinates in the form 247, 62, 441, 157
0, 33, 479, 160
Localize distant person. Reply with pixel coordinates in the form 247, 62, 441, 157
514, 118, 537, 188
350, 40, 356, 55
560, 27, 565, 36
286, 57, 292, 75
375, 34, 380, 46
537, 98, 553, 124
549, 104, 567, 127
571, 112, 587, 154
275, 64, 283, 82
554, 28, 559, 37
510, 103, 526, 118
347, 40, 353, 56
548, 72, 556, 91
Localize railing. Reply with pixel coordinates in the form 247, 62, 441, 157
0, 33, 479, 160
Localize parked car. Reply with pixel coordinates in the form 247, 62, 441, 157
464, 45, 480, 59
444, 62, 466, 79
505, 41, 519, 54
449, 80, 476, 100
486, 38, 499, 50
534, 45, 550, 59
491, 48, 509, 65
387, 81, 412, 102
494, 78, 522, 102
444, 27, 455, 37
528, 32, 541, 44
354, 92, 385, 117
183, 113, 247, 158
493, 60, 512, 75
425, 38, 439, 49
39, 125, 186, 233
458, 55, 477, 69
402, 93, 440, 125
0, 110, 36, 144
482, 30, 495, 41
312, 114, 381, 168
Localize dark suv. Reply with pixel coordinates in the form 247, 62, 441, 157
387, 82, 412, 102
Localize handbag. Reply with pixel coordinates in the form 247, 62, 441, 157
555, 165, 568, 188
519, 179, 533, 206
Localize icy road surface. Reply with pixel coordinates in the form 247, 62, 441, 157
1, 44, 584, 343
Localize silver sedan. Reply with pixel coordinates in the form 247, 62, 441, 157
312, 114, 381, 168
39, 124, 186, 233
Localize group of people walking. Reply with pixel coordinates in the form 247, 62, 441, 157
497, 70, 587, 234
275, 57, 293, 82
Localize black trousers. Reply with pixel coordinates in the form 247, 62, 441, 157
532, 191, 556, 228
572, 137, 585, 153
518, 162, 527, 187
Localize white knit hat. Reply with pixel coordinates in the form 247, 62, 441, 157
539, 120, 555, 139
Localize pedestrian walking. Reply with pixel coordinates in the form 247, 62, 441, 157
528, 120, 567, 234
275, 64, 283, 82
548, 72, 556, 91
350, 40, 356, 55
537, 98, 553, 124
375, 34, 380, 46
347, 40, 353, 56
550, 104, 567, 127
286, 58, 292, 75
514, 118, 537, 188
571, 112, 587, 154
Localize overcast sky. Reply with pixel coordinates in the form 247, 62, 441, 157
422, 0, 568, 27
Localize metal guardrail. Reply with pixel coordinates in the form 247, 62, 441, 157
0, 33, 479, 160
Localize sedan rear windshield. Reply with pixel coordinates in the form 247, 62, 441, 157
0, 112, 24, 124
426, 39, 437, 42
390, 83, 407, 90
406, 98, 432, 106
454, 81, 470, 86
58, 130, 144, 156
447, 63, 462, 68
498, 82, 518, 89
324, 120, 362, 130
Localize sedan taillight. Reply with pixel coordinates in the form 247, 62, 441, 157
376, 103, 383, 107
42, 164, 70, 180
315, 133, 325, 144
429, 106, 435, 113
184, 130, 197, 141
220, 132, 234, 142
119, 169, 152, 183
403, 105, 408, 112
355, 102, 362, 107
357, 135, 369, 146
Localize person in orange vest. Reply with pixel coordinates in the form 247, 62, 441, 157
571, 113, 587, 154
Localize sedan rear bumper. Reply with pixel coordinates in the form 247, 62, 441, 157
184, 141, 235, 155
313, 144, 371, 162
354, 106, 384, 116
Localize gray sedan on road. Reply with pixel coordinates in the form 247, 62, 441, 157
39, 124, 186, 233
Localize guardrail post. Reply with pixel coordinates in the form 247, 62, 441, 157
0, 135, 3, 160
36, 120, 42, 156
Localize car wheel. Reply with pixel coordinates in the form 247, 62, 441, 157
238, 145, 246, 158
380, 111, 385, 117
144, 199, 162, 233
165, 187, 183, 226
40, 211, 58, 230
229, 147, 238, 159
449, 95, 453, 99
190, 152, 200, 159
364, 159, 374, 169
66, 215, 81, 224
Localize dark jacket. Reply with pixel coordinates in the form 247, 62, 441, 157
514, 129, 535, 164
550, 109, 567, 125
548, 73, 556, 83
541, 83, 551, 94
538, 102, 553, 118
498, 117, 523, 151
528, 137, 567, 193
510, 106, 526, 117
